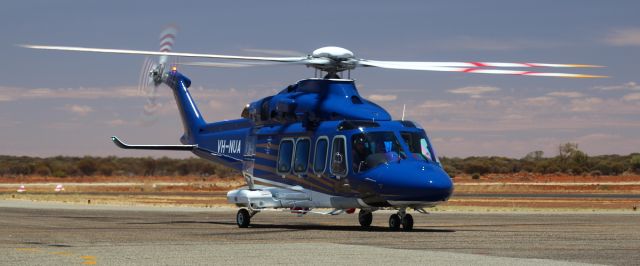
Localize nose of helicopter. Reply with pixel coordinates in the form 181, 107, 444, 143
366, 161, 453, 202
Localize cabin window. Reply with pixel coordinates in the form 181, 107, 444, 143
293, 138, 310, 174
277, 139, 294, 173
401, 131, 434, 162
351, 95, 363, 104
313, 137, 329, 174
330, 136, 348, 176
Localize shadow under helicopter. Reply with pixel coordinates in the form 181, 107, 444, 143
125, 220, 456, 233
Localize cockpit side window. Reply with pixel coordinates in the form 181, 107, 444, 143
330, 136, 348, 177
352, 132, 404, 173
401, 131, 434, 162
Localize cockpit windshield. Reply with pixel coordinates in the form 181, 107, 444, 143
400, 131, 435, 162
352, 132, 405, 173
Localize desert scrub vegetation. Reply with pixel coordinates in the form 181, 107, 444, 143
0, 156, 235, 178
0, 143, 638, 178
440, 143, 638, 177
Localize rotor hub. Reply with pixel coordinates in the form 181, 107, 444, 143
308, 46, 357, 76
311, 46, 354, 60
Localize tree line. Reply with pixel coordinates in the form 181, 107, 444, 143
441, 143, 640, 177
1, 143, 639, 178
0, 156, 234, 178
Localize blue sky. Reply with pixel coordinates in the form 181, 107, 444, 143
1, 0, 639, 158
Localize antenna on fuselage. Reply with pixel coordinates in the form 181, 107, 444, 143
402, 104, 406, 121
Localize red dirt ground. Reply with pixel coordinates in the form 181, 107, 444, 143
2, 174, 639, 210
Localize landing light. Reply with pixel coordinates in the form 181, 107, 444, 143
171, 66, 177, 72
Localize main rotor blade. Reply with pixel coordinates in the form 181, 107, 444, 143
178, 58, 330, 68
178, 61, 283, 68
359, 60, 602, 68
20, 44, 308, 62
358, 60, 607, 78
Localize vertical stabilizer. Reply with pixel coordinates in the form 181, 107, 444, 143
164, 70, 205, 143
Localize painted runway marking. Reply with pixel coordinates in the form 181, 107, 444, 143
49, 251, 73, 256
80, 255, 97, 265
15, 247, 94, 265
15, 247, 40, 253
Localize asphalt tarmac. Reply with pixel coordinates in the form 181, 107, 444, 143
0, 200, 638, 265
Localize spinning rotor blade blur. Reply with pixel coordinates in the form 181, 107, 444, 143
178, 61, 283, 68
21, 40, 605, 78
20, 44, 308, 62
357, 60, 607, 78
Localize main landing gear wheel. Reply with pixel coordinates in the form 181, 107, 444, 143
236, 209, 251, 228
358, 210, 373, 228
388, 214, 401, 230
401, 213, 414, 231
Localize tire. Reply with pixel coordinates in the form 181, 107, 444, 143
236, 209, 251, 228
358, 210, 373, 228
402, 213, 414, 231
388, 214, 401, 230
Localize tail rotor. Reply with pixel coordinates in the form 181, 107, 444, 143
138, 25, 178, 125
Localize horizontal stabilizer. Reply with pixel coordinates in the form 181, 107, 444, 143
111, 136, 196, 151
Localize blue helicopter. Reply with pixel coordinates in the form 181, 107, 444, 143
22, 28, 604, 230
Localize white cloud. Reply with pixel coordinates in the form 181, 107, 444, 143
574, 133, 620, 143
547, 91, 585, 98
420, 100, 453, 108
605, 28, 640, 46
448, 86, 500, 96
432, 36, 566, 51
623, 93, 640, 101
502, 114, 526, 120
0, 85, 155, 101
485, 99, 501, 107
524, 96, 556, 106
594, 82, 640, 91
367, 94, 397, 102
432, 133, 640, 158
64, 104, 93, 116
106, 119, 127, 126
569, 97, 603, 112
0, 84, 265, 122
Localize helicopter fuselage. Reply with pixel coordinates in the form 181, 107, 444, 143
169, 71, 453, 210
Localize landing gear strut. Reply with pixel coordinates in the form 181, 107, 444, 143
388, 209, 413, 231
236, 208, 258, 228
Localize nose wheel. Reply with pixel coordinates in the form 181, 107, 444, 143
388, 209, 414, 231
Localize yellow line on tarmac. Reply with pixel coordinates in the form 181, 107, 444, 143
15, 248, 40, 253
49, 251, 73, 256
80, 255, 97, 265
